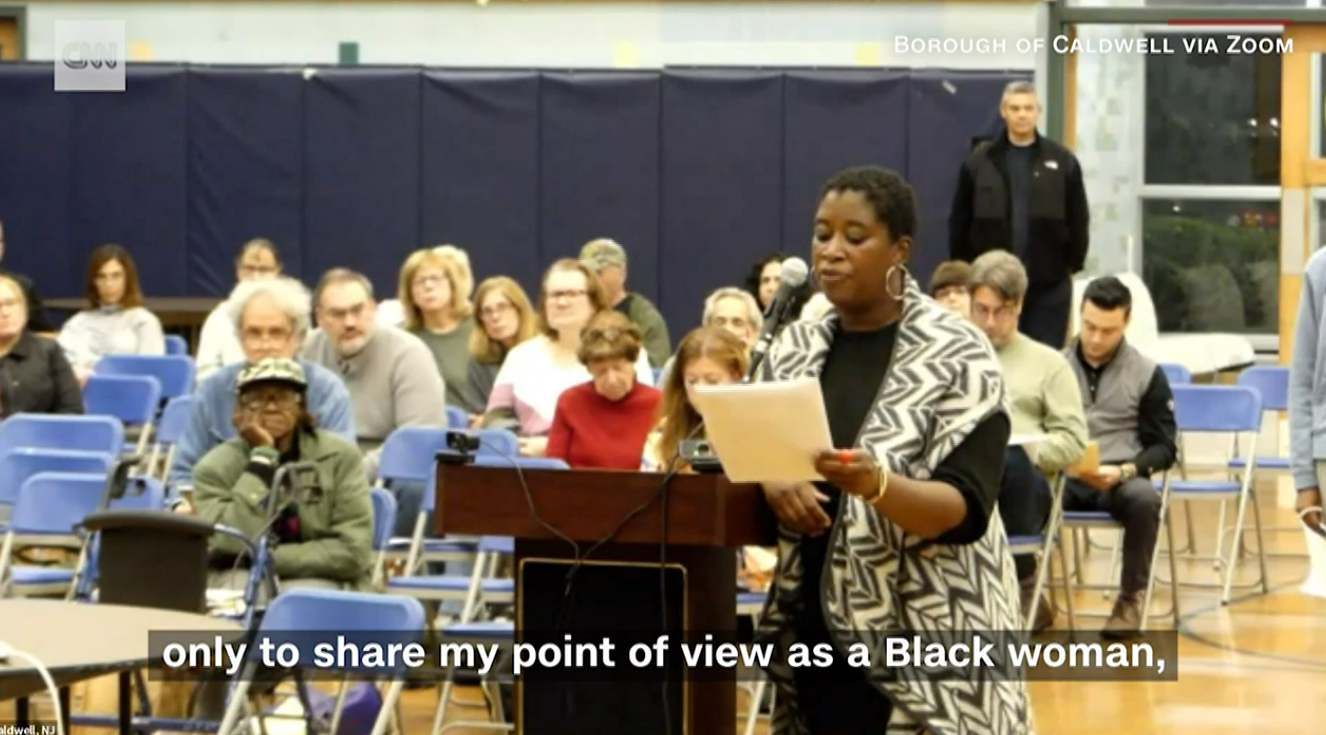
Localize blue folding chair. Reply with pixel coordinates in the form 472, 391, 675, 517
214, 589, 426, 735
369, 486, 398, 586
1230, 365, 1290, 471
95, 353, 196, 402
1159, 363, 1192, 386
445, 405, 468, 429
0, 472, 109, 598
1164, 383, 1270, 605
148, 395, 194, 481
83, 374, 162, 455
376, 427, 481, 574
0, 449, 115, 515
163, 335, 189, 356
0, 414, 124, 457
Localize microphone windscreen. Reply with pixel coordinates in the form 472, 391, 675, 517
780, 257, 810, 287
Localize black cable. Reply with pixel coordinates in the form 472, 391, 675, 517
478, 423, 701, 734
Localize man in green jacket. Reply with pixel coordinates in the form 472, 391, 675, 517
193, 357, 375, 594
580, 239, 671, 368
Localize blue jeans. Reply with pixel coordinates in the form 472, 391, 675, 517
999, 446, 1052, 580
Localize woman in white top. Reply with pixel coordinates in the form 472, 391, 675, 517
58, 244, 165, 385
482, 257, 653, 456
194, 239, 282, 381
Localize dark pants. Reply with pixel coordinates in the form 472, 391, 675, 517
999, 447, 1052, 580
1064, 477, 1161, 595
1020, 277, 1073, 349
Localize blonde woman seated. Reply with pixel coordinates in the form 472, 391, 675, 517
546, 311, 661, 470
58, 244, 165, 384
467, 276, 539, 425
645, 326, 773, 589
483, 258, 652, 456
398, 246, 479, 412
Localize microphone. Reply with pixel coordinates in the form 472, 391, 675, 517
746, 256, 809, 380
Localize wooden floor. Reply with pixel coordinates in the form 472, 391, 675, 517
9, 477, 1324, 734
415, 476, 1326, 735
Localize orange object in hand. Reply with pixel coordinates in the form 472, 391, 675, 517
838, 450, 854, 464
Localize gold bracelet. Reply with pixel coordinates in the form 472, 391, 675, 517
869, 464, 889, 504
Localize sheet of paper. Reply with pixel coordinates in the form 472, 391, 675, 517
1009, 433, 1045, 463
689, 378, 833, 484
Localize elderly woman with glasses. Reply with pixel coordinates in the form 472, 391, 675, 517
545, 310, 661, 469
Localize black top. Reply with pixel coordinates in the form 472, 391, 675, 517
0, 331, 84, 418
1004, 143, 1034, 258
792, 322, 1010, 734
1073, 344, 1178, 478
1, 269, 54, 333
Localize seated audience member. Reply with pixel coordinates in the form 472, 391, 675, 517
195, 238, 282, 381
303, 268, 447, 478
58, 244, 165, 384
467, 276, 539, 423
546, 311, 661, 469
579, 239, 671, 367
484, 258, 653, 456
1065, 276, 1177, 638
643, 326, 774, 591
645, 326, 749, 471
745, 252, 813, 333
0, 274, 83, 416
399, 246, 479, 412
657, 286, 761, 386
930, 259, 973, 318
0, 218, 54, 334
192, 358, 373, 592
969, 250, 1086, 631
168, 277, 354, 490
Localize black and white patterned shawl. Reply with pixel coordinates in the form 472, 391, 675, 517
754, 275, 1036, 735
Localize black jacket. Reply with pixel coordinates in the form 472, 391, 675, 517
948, 130, 1089, 289
0, 331, 84, 418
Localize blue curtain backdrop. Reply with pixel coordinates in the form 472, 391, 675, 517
0, 64, 1019, 335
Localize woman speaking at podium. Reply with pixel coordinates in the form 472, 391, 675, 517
754, 166, 1033, 735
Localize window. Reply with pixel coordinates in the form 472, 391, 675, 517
1142, 199, 1279, 334
1144, 33, 1282, 185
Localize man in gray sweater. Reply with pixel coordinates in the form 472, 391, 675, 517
303, 268, 448, 482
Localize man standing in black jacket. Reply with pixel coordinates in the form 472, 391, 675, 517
949, 81, 1089, 349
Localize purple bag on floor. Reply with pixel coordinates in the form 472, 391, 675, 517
302, 682, 384, 735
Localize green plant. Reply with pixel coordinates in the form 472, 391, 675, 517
1141, 215, 1277, 333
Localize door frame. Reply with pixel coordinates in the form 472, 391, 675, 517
0, 5, 27, 60
1281, 24, 1326, 363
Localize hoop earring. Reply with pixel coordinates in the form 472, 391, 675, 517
885, 264, 907, 301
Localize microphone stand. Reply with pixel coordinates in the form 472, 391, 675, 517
746, 294, 798, 382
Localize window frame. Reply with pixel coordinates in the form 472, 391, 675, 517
1134, 23, 1293, 352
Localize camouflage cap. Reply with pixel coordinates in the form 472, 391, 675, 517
579, 239, 626, 271
235, 357, 307, 393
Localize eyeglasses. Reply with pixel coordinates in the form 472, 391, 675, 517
413, 274, 447, 288
480, 302, 514, 320
972, 302, 1016, 321
239, 391, 300, 411
547, 289, 588, 302
239, 265, 279, 277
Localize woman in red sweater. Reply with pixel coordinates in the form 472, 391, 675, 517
545, 310, 661, 469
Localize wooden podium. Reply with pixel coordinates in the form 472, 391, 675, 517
435, 462, 777, 735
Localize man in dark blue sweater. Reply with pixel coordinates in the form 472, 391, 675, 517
948, 81, 1090, 349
